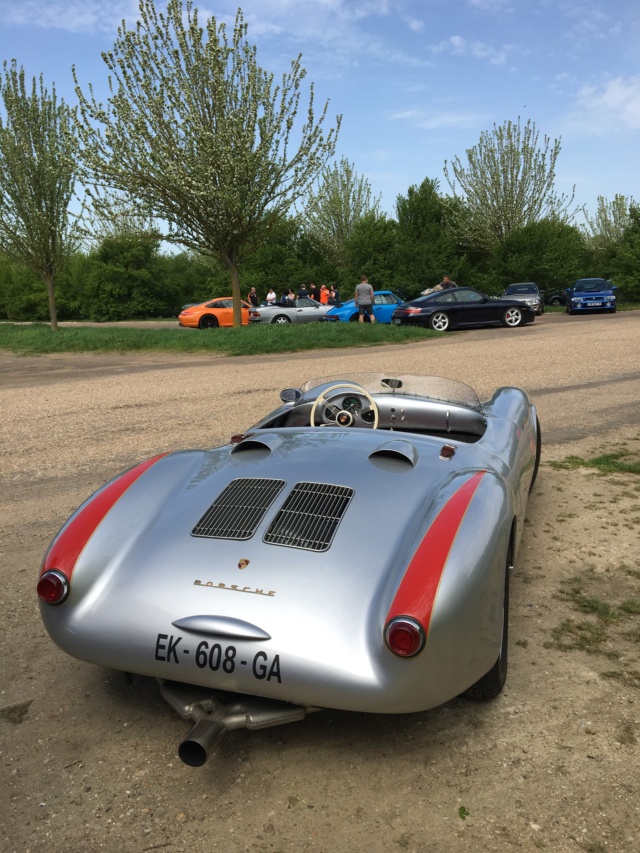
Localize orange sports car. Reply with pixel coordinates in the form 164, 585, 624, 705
178, 297, 250, 329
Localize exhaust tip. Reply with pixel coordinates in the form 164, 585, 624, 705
178, 739, 208, 767
178, 719, 227, 766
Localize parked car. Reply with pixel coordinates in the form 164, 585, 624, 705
178, 298, 250, 328
249, 297, 332, 324
322, 290, 405, 323
546, 291, 566, 307
37, 372, 540, 765
502, 282, 544, 315
392, 287, 536, 331
565, 279, 617, 314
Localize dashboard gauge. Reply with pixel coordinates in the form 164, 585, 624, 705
342, 395, 362, 414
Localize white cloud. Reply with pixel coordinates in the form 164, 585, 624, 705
430, 35, 512, 65
3, 1, 140, 34
570, 76, 640, 133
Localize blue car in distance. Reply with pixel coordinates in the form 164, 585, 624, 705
566, 279, 617, 314
322, 290, 406, 323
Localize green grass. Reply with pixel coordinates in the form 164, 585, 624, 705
549, 451, 640, 476
0, 321, 438, 356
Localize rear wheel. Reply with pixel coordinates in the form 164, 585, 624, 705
430, 311, 450, 332
199, 315, 218, 329
502, 307, 523, 327
549, 296, 561, 306
465, 546, 511, 701
271, 314, 291, 324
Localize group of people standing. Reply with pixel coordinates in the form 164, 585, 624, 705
247, 283, 341, 307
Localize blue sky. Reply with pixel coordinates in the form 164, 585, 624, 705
1, 0, 639, 221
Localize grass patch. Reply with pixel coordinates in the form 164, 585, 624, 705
546, 570, 640, 679
0, 321, 437, 356
549, 451, 640, 476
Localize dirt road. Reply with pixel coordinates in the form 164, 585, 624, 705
2, 311, 639, 853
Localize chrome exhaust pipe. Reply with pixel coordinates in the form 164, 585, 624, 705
178, 719, 227, 767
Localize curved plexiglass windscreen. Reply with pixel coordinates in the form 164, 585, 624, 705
298, 374, 483, 412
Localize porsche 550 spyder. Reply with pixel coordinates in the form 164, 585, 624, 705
38, 374, 540, 766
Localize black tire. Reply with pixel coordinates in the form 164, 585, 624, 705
549, 296, 561, 306
429, 311, 450, 332
349, 312, 370, 322
529, 415, 541, 493
271, 314, 291, 324
465, 547, 511, 701
502, 307, 523, 327
199, 314, 218, 329
610, 306, 617, 314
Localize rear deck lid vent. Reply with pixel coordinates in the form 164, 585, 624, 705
264, 482, 354, 552
192, 478, 286, 540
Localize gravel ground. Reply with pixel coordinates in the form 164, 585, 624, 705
1, 310, 640, 853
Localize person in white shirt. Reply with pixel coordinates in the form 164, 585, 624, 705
266, 288, 277, 305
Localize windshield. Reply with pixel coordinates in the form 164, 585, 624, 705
505, 283, 537, 294
574, 279, 610, 293
298, 374, 483, 412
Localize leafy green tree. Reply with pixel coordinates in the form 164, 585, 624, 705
608, 204, 640, 301
343, 212, 397, 291
491, 218, 586, 295
83, 235, 178, 320
444, 118, 576, 248
394, 178, 460, 297
0, 60, 82, 330
74, 0, 340, 325
302, 157, 380, 269
581, 194, 636, 277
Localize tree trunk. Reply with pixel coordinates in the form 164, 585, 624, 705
229, 257, 243, 328
44, 272, 59, 332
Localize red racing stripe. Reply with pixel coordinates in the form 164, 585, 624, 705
386, 471, 485, 633
41, 453, 167, 580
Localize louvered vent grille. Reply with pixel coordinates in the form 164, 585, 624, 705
264, 482, 354, 552
192, 478, 286, 540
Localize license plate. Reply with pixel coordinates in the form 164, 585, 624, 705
586, 302, 599, 306
154, 633, 282, 683
393, 318, 402, 324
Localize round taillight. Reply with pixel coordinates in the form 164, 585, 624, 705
37, 570, 69, 605
385, 617, 425, 657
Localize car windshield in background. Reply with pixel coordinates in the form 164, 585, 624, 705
574, 280, 611, 292
505, 284, 537, 295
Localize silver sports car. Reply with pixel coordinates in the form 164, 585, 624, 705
249, 297, 332, 324
38, 374, 540, 766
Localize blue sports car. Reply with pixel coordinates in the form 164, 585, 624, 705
565, 279, 617, 314
322, 290, 406, 324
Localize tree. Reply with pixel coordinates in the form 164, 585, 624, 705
394, 178, 459, 296
581, 194, 636, 250
74, 0, 340, 325
343, 212, 397, 289
608, 204, 640, 301
491, 218, 586, 294
0, 60, 82, 330
302, 157, 380, 269
444, 118, 576, 248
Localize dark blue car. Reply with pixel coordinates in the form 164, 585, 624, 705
566, 279, 617, 314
